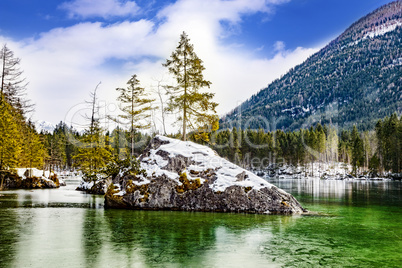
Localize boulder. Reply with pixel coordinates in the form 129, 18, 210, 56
76, 177, 112, 195
105, 136, 306, 214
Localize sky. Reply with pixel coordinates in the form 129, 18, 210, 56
0, 0, 395, 132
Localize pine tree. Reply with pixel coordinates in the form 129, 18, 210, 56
44, 126, 68, 173
351, 126, 364, 175
114, 74, 154, 157
163, 31, 219, 141
315, 123, 326, 168
0, 102, 21, 170
110, 126, 129, 160
231, 127, 242, 165
73, 121, 112, 181
19, 121, 45, 175
305, 127, 318, 176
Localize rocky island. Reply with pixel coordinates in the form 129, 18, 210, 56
105, 136, 306, 214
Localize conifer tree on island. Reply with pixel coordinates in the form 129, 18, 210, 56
114, 74, 154, 157
163, 31, 219, 141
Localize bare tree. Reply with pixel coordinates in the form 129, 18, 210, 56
151, 77, 168, 135
0, 44, 33, 114
87, 81, 102, 132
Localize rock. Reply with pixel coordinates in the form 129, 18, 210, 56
59, 179, 67, 186
390, 173, 402, 181
76, 177, 112, 195
235, 171, 248, 181
105, 136, 307, 214
2, 176, 58, 189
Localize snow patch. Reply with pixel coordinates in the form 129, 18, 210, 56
15, 168, 52, 179
78, 180, 94, 190
346, 20, 402, 48
362, 21, 402, 40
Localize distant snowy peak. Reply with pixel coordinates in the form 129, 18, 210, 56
35, 120, 55, 133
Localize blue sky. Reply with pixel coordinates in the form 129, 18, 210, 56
0, 0, 395, 131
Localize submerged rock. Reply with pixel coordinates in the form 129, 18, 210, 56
105, 136, 306, 214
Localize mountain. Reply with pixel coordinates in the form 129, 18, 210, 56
221, 0, 402, 131
35, 120, 55, 133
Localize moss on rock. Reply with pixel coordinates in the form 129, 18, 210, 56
176, 172, 202, 193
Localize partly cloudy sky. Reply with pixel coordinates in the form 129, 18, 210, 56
0, 0, 394, 132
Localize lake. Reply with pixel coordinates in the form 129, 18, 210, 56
0, 177, 401, 267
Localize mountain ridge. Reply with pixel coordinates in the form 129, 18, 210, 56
221, 0, 402, 131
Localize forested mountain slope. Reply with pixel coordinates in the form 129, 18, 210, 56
221, 0, 402, 131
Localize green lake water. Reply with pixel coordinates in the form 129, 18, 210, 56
0, 177, 401, 267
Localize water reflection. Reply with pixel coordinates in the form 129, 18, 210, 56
268, 178, 402, 207
0, 178, 104, 209
82, 209, 107, 268
101, 210, 289, 267
0, 208, 18, 267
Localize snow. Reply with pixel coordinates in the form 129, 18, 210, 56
15, 168, 51, 179
140, 136, 274, 192
114, 190, 126, 196
346, 20, 402, 48
362, 21, 402, 40
79, 181, 94, 190
35, 120, 55, 133
302, 106, 310, 113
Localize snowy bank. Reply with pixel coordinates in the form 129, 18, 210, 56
1, 168, 63, 189
252, 162, 393, 181
105, 136, 306, 214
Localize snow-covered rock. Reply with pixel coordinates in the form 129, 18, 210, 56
105, 136, 306, 214
76, 178, 111, 195
2, 168, 61, 189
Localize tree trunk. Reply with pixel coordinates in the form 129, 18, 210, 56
182, 53, 187, 141
0, 50, 6, 106
183, 104, 187, 141
131, 81, 135, 156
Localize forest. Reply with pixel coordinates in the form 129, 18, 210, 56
207, 114, 401, 176
1, 113, 400, 181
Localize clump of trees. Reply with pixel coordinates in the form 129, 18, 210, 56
207, 114, 401, 176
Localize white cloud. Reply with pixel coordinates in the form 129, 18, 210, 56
60, 0, 140, 19
1, 0, 321, 133
274, 41, 285, 51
